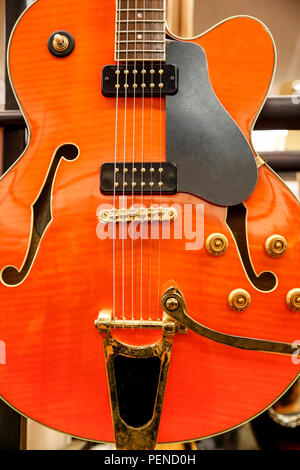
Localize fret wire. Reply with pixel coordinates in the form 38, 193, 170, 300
117, 49, 165, 52
117, 8, 164, 11
116, 30, 165, 33
118, 0, 165, 2
118, 40, 165, 43
117, 1, 164, 6
117, 59, 166, 61
117, 58, 166, 61
117, 19, 165, 22
118, 2, 164, 6
118, 1, 164, 6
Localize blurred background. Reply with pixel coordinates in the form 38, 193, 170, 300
168, 0, 300, 95
0, 0, 299, 450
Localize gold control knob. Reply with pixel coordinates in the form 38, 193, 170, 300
165, 297, 179, 312
206, 233, 229, 256
265, 235, 288, 258
286, 289, 300, 311
228, 289, 251, 312
53, 34, 70, 52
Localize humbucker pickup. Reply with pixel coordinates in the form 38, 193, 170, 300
101, 63, 178, 97
100, 162, 177, 195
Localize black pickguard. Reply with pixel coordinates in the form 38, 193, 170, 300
166, 40, 258, 206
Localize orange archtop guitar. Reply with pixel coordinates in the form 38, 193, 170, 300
0, 0, 299, 449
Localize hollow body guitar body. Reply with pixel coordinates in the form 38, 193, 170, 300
0, 0, 299, 443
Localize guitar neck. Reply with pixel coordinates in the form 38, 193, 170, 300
115, 0, 166, 62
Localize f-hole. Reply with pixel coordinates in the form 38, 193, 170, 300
1, 144, 79, 287
226, 204, 277, 292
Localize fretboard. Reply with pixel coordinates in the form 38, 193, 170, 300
115, 0, 166, 62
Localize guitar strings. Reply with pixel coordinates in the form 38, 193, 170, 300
121, 0, 130, 326
114, 0, 164, 325
113, 0, 122, 327
140, 0, 146, 323
148, 8, 154, 322
131, 0, 138, 326
157, 0, 164, 321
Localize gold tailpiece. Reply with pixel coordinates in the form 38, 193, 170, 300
95, 312, 178, 450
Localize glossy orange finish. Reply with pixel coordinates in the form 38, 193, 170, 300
0, 0, 299, 443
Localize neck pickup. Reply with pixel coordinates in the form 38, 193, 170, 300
102, 63, 178, 97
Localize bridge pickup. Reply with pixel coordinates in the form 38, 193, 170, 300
101, 63, 178, 97
100, 162, 177, 195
